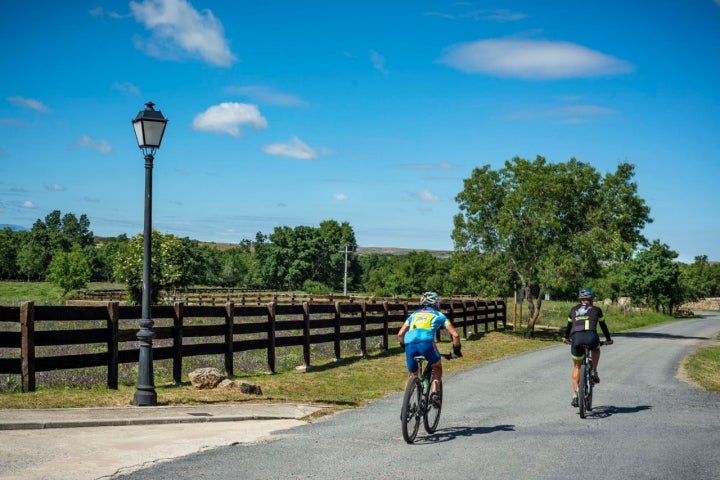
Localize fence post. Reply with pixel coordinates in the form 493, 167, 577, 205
266, 302, 276, 374
20, 301, 35, 393
360, 301, 367, 357
107, 301, 120, 389
300, 301, 310, 369
173, 301, 184, 385
381, 300, 390, 350
224, 301, 234, 378
333, 301, 341, 361
460, 300, 468, 339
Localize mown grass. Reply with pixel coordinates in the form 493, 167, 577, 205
683, 334, 720, 392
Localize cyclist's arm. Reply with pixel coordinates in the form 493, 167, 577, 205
599, 320, 612, 342
444, 321, 461, 347
397, 323, 409, 344
563, 316, 573, 339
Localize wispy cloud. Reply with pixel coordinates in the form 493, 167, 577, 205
72, 135, 112, 154
417, 189, 439, 201
333, 193, 348, 201
369, 50, 389, 74
46, 183, 65, 191
504, 103, 616, 123
89, 6, 126, 19
130, 0, 237, 67
192, 102, 268, 136
7, 96, 50, 112
395, 161, 454, 170
22, 201, 36, 209
263, 136, 318, 160
112, 82, 141, 96
426, 8, 527, 22
225, 85, 307, 106
439, 38, 634, 79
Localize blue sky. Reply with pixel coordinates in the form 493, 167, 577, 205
1, 1, 719, 263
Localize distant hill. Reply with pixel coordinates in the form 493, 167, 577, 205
0, 224, 27, 231
197, 241, 452, 258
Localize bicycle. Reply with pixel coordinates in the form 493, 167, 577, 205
400, 352, 455, 443
577, 341, 607, 418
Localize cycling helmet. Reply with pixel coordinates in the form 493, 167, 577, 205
420, 291, 440, 308
578, 288, 595, 301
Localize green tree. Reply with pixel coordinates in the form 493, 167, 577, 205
0, 228, 22, 279
625, 240, 682, 314
113, 231, 198, 304
47, 248, 91, 295
679, 255, 715, 303
452, 156, 652, 336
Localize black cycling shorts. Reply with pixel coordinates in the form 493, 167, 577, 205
570, 330, 600, 360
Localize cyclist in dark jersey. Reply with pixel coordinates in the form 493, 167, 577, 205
563, 288, 613, 407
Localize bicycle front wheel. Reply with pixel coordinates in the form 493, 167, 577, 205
578, 363, 588, 419
423, 377, 442, 434
401, 377, 422, 443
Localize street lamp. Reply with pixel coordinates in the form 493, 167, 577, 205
131, 102, 168, 406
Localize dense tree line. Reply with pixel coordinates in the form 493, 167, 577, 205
2, 157, 718, 319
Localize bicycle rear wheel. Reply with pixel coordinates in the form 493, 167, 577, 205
401, 377, 422, 443
423, 377, 442, 434
578, 363, 588, 419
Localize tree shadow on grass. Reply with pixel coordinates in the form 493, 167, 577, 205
414, 424, 516, 444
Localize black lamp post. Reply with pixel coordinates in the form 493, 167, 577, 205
131, 102, 168, 406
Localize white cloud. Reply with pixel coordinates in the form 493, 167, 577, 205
130, 0, 236, 67
263, 136, 318, 160
112, 82, 141, 96
225, 85, 306, 106
439, 38, 634, 79
417, 189, 439, 201
7, 96, 50, 112
369, 50, 389, 74
333, 193, 348, 201
73, 135, 112, 154
46, 184, 65, 191
192, 102, 267, 136
22, 201, 35, 209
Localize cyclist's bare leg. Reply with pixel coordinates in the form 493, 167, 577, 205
571, 359, 582, 395
404, 371, 418, 390
430, 362, 442, 394
591, 348, 601, 371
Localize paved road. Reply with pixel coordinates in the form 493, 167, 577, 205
115, 315, 720, 480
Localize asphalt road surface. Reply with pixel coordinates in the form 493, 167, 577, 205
114, 314, 720, 479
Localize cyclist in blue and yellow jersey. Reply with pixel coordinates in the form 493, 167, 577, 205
563, 288, 613, 407
397, 291, 462, 406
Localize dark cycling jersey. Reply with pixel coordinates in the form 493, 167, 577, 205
564, 303, 611, 340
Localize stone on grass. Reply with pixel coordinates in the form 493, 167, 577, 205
188, 367, 226, 389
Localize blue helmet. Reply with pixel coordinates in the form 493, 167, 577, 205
420, 291, 440, 308
579, 288, 595, 300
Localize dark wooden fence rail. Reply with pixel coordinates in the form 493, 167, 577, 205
0, 299, 506, 393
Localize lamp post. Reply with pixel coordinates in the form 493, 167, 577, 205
131, 102, 168, 406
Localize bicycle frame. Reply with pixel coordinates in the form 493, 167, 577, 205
577, 341, 605, 419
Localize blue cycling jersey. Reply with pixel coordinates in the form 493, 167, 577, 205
403, 307, 450, 344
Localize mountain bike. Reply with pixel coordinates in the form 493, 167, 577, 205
400, 352, 455, 443
577, 341, 607, 418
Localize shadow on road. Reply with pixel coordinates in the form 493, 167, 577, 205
617, 332, 709, 340
417, 424, 515, 443
584, 405, 653, 418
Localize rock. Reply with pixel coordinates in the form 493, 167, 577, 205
217, 379, 236, 389
238, 381, 263, 395
188, 367, 226, 389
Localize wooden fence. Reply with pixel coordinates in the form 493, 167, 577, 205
0, 298, 506, 393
